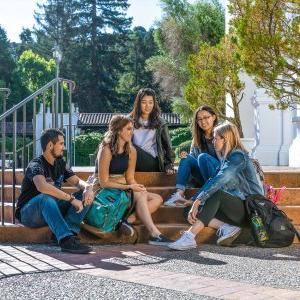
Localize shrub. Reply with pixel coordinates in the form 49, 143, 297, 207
74, 132, 104, 166
169, 126, 192, 147
0, 137, 32, 152
0, 137, 33, 168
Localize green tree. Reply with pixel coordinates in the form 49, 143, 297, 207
68, 0, 131, 112
34, 0, 78, 57
0, 26, 15, 87
147, 0, 225, 102
0, 26, 28, 113
185, 38, 245, 137
117, 27, 158, 95
34, 0, 132, 113
229, 0, 300, 109
17, 50, 55, 94
116, 26, 163, 112
15, 28, 35, 57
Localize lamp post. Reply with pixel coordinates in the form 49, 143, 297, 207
53, 43, 62, 128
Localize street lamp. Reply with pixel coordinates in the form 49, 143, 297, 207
53, 43, 62, 128
53, 43, 62, 77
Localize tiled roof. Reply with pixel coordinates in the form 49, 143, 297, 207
78, 113, 182, 126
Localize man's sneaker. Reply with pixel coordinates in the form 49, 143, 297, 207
60, 236, 92, 254
148, 234, 174, 246
168, 231, 197, 250
119, 220, 136, 237
164, 191, 186, 207
52, 233, 80, 246
50, 234, 59, 246
216, 224, 242, 246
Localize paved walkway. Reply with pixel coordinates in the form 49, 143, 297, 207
79, 266, 300, 299
1, 244, 300, 299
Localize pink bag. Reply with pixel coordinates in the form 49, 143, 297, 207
264, 184, 286, 204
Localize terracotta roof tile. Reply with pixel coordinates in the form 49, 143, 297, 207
78, 113, 181, 126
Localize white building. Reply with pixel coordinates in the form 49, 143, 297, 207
35, 104, 79, 157
225, 1, 300, 167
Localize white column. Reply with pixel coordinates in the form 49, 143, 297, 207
251, 88, 293, 165
289, 106, 300, 167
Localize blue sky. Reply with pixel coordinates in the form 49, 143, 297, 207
0, 0, 225, 42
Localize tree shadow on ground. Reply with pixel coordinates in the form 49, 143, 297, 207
0, 241, 226, 280
1, 236, 299, 281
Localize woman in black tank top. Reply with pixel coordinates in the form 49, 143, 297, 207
95, 115, 173, 246
95, 152, 129, 175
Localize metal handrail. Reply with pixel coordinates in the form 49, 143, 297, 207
5, 140, 34, 170
0, 78, 75, 225
0, 88, 11, 98
0, 78, 75, 121
1, 88, 11, 225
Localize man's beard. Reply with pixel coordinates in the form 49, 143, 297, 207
50, 148, 63, 159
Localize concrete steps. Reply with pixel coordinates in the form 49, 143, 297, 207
1, 168, 300, 245
3, 169, 300, 187
3, 185, 300, 205
152, 205, 300, 224
2, 202, 300, 224
0, 223, 299, 244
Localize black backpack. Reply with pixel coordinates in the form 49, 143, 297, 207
245, 194, 300, 247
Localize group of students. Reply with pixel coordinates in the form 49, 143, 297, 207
15, 87, 264, 254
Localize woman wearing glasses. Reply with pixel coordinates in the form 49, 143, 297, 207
165, 106, 219, 206
168, 123, 264, 250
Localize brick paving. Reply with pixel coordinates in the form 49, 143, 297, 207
1, 244, 300, 299
78, 266, 300, 299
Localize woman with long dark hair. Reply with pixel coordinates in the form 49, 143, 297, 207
168, 122, 264, 250
130, 88, 175, 174
95, 115, 173, 245
165, 105, 219, 206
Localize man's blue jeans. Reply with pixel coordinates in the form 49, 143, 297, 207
20, 193, 90, 242
176, 153, 220, 191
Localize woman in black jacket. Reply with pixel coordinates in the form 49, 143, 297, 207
129, 88, 175, 173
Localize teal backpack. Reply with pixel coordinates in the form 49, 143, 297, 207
84, 188, 132, 233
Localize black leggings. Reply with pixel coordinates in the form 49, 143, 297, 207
134, 145, 160, 172
197, 190, 248, 227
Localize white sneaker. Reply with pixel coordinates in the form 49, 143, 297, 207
168, 231, 197, 250
164, 191, 186, 207
216, 224, 242, 246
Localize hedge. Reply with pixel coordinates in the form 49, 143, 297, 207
74, 132, 104, 166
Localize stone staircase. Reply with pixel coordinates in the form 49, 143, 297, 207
1, 168, 300, 245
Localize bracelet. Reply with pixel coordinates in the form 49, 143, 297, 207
69, 195, 75, 203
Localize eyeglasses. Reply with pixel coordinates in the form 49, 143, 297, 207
197, 115, 212, 122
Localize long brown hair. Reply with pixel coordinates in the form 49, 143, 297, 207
130, 88, 161, 129
214, 122, 247, 159
101, 115, 133, 155
192, 105, 218, 151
